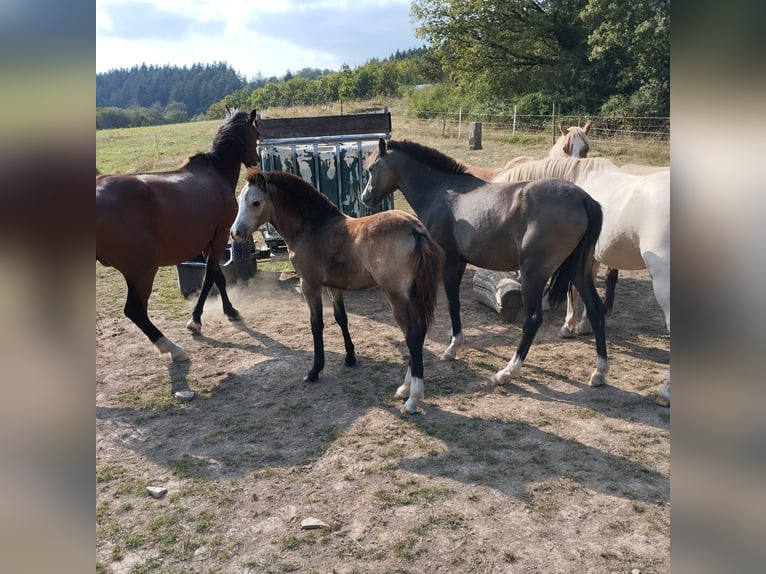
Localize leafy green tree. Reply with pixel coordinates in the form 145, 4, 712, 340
411, 0, 592, 107
580, 0, 669, 115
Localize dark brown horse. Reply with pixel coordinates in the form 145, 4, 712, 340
231, 169, 444, 414
97, 109, 261, 361
362, 139, 609, 389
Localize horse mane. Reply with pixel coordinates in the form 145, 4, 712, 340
246, 168, 342, 222
210, 109, 255, 158
387, 140, 469, 174
499, 157, 618, 182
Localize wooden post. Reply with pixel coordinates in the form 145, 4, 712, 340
551, 101, 556, 144
512, 104, 517, 136
442, 108, 448, 137
468, 122, 482, 150
457, 106, 462, 139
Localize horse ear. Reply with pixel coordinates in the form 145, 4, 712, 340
225, 105, 231, 115
583, 120, 592, 134
249, 108, 258, 124
255, 171, 267, 190
378, 138, 386, 155
559, 124, 568, 136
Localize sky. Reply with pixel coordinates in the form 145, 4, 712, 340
96, 0, 426, 80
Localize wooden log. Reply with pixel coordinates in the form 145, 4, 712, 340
472, 269, 523, 322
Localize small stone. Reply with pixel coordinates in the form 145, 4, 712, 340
174, 390, 195, 402
631, 569, 641, 574
146, 486, 167, 498
300, 517, 329, 530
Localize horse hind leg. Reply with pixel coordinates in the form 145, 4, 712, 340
388, 294, 427, 414
214, 266, 241, 321
573, 269, 609, 387
125, 275, 188, 362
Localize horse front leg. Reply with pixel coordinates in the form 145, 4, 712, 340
328, 288, 356, 367
495, 273, 546, 384
441, 260, 466, 361
302, 281, 325, 382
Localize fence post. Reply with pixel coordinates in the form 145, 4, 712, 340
512, 104, 517, 136
468, 122, 482, 150
442, 108, 448, 137
458, 106, 462, 139
551, 101, 556, 144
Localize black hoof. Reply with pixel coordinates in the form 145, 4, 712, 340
303, 371, 320, 382
345, 355, 357, 367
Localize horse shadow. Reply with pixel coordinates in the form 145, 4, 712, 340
97, 343, 667, 510
398, 403, 669, 506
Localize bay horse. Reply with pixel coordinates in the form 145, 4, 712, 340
361, 139, 609, 390
97, 108, 262, 361
464, 121, 592, 180
231, 169, 444, 414
494, 157, 670, 404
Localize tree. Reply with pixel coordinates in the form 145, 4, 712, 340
411, 0, 592, 106
580, 0, 669, 115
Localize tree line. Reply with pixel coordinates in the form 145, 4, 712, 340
96, 0, 668, 129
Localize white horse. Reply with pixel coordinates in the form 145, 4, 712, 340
465, 121, 592, 179
494, 157, 670, 405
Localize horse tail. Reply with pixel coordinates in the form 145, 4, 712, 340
546, 193, 603, 307
410, 226, 445, 332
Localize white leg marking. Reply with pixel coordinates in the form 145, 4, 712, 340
155, 336, 189, 362
404, 377, 424, 414
588, 356, 609, 387
395, 366, 412, 400
494, 353, 523, 384
186, 317, 202, 334
441, 331, 464, 361
560, 291, 578, 338
657, 375, 670, 406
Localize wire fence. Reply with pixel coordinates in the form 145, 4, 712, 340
382, 105, 670, 143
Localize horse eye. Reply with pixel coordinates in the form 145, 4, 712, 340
252, 200, 260, 207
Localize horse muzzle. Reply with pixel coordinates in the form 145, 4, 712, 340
360, 183, 375, 208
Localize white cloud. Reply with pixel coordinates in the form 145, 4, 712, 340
96, 0, 421, 79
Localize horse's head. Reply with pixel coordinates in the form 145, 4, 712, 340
556, 120, 591, 158
232, 168, 271, 242
221, 107, 263, 168
361, 138, 397, 208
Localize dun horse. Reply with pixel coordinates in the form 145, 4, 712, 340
97, 108, 261, 361
494, 157, 670, 404
362, 139, 609, 389
231, 169, 444, 414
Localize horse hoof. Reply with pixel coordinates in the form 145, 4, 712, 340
186, 319, 202, 334
226, 310, 242, 322
559, 326, 575, 338
402, 398, 420, 415
171, 348, 190, 362
345, 355, 357, 367
575, 325, 593, 336
588, 372, 606, 387
303, 372, 319, 382
394, 387, 409, 400
441, 349, 457, 361
494, 369, 510, 384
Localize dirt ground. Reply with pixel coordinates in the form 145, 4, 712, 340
96, 263, 670, 573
